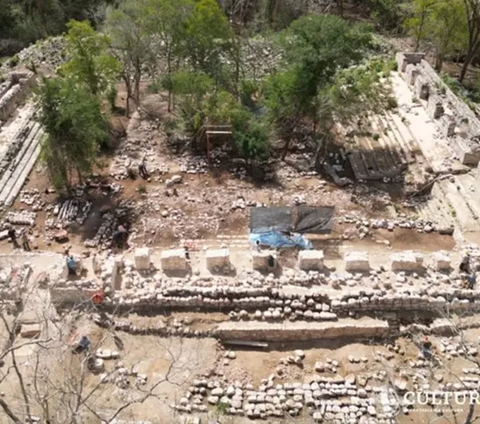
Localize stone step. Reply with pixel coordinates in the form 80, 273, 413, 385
453, 173, 480, 220
0, 124, 42, 205
437, 178, 480, 233
6, 139, 42, 206
0, 122, 40, 196
371, 113, 408, 169
416, 196, 455, 230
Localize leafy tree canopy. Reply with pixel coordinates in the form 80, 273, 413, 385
60, 20, 121, 97
37, 77, 108, 191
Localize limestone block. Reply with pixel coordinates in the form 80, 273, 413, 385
252, 251, 277, 271
439, 115, 456, 137
405, 64, 420, 86
102, 256, 120, 290
396, 52, 425, 73
298, 250, 324, 271
391, 251, 424, 272
21, 323, 41, 338
427, 95, 444, 119
345, 252, 369, 272
161, 249, 187, 271
414, 76, 429, 100
135, 247, 150, 270
396, 53, 408, 73
206, 248, 230, 271
112, 256, 123, 290
432, 252, 451, 271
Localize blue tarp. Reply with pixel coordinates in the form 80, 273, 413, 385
249, 231, 313, 249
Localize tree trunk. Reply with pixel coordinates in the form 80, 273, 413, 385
459, 50, 474, 82
459, 41, 480, 83
464, 402, 475, 424
0, 398, 21, 423
338, 0, 344, 17
167, 54, 172, 113
435, 53, 444, 72
10, 349, 32, 422
414, 12, 427, 52
134, 57, 141, 107
134, 72, 141, 107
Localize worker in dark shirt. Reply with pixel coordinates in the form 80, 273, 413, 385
460, 255, 471, 274
422, 336, 432, 359
8, 228, 18, 249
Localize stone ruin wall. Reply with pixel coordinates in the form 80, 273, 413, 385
214, 320, 391, 342
0, 71, 36, 123
396, 52, 480, 166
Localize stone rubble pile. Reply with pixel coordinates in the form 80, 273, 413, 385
19, 188, 45, 211
5, 210, 36, 226
173, 373, 400, 422
48, 199, 92, 226
84, 200, 135, 249
339, 214, 442, 235
0, 264, 32, 300
0, 37, 66, 75
94, 314, 214, 339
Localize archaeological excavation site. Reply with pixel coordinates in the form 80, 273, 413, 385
2, 1, 480, 424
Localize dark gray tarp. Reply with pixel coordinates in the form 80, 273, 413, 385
294, 206, 334, 235
250, 206, 334, 235
250, 207, 292, 234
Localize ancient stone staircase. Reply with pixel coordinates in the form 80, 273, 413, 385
0, 109, 43, 206
417, 172, 480, 238
0, 121, 43, 206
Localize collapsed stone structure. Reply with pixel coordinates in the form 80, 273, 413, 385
397, 52, 480, 166
0, 71, 35, 123
46, 245, 480, 344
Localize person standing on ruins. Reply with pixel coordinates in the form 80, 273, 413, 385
8, 228, 18, 249
138, 155, 149, 179
21, 230, 30, 251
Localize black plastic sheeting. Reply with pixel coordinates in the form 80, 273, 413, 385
250, 207, 291, 234
294, 206, 334, 235
250, 206, 334, 235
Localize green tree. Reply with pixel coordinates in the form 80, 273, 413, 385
404, 0, 436, 51
105, 0, 154, 115
458, 0, 480, 82
266, 14, 372, 160
167, 71, 215, 135
264, 68, 307, 159
184, 0, 236, 85
60, 20, 121, 98
141, 0, 193, 111
368, 0, 404, 33
426, 0, 467, 71
37, 78, 108, 191
234, 120, 269, 165
284, 15, 371, 107
314, 58, 396, 169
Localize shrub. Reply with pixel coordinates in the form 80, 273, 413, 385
386, 96, 398, 109
9, 55, 19, 68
